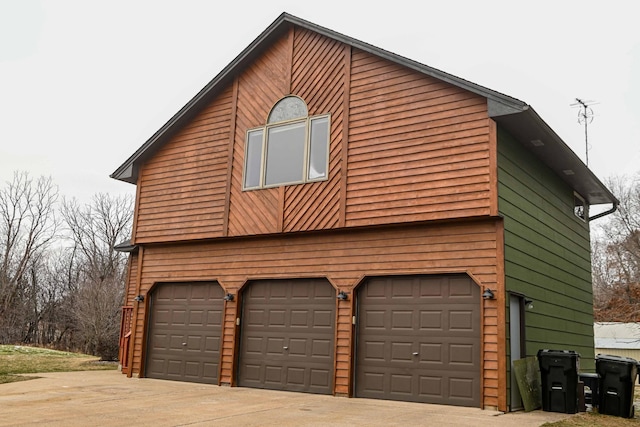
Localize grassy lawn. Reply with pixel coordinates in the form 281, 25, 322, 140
0, 345, 117, 384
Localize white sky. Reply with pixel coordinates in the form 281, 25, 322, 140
1, 0, 639, 206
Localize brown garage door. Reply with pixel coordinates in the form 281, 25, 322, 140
355, 275, 480, 407
146, 282, 223, 384
238, 279, 335, 394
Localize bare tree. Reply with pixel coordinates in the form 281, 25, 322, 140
0, 172, 59, 343
61, 193, 133, 359
592, 173, 640, 321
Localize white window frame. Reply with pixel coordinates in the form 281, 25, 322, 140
573, 192, 588, 222
242, 113, 330, 191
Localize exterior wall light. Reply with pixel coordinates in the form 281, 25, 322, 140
223, 293, 234, 301
134, 295, 144, 303
482, 289, 495, 300
525, 298, 534, 309
337, 291, 348, 301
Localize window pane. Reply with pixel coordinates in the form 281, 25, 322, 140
265, 122, 306, 186
244, 130, 263, 189
308, 117, 329, 180
267, 96, 308, 123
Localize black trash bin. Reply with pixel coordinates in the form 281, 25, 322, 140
596, 354, 638, 418
537, 349, 580, 414
579, 372, 599, 407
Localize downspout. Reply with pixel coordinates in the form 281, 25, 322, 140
588, 201, 619, 222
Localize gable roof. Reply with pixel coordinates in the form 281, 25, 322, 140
111, 12, 618, 211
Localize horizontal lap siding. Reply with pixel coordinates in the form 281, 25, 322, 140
346, 50, 491, 226
125, 252, 138, 306
497, 127, 594, 400
134, 87, 233, 243
130, 220, 500, 407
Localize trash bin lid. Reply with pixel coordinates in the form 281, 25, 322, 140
537, 349, 581, 358
596, 353, 639, 364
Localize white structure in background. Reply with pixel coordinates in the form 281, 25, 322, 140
594, 322, 640, 360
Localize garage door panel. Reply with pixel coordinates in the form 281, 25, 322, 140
244, 336, 263, 354
449, 310, 474, 330
246, 309, 265, 325
450, 377, 475, 398
313, 310, 332, 327
205, 336, 219, 351
419, 376, 442, 397
450, 344, 475, 365
391, 341, 414, 361
238, 279, 335, 394
265, 365, 283, 383
206, 310, 222, 326
391, 374, 413, 394
311, 339, 331, 357
420, 310, 443, 329
266, 337, 285, 354
289, 338, 307, 355
356, 275, 480, 407
146, 282, 223, 384
310, 369, 331, 387
172, 286, 188, 300
391, 310, 414, 329
363, 340, 385, 360
419, 343, 443, 363
290, 310, 309, 326
449, 276, 475, 296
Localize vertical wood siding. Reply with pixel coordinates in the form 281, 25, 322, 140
346, 49, 491, 226
227, 33, 291, 236
134, 86, 234, 243
128, 220, 500, 408
283, 29, 345, 232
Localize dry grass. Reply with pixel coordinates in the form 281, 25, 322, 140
0, 345, 117, 384
542, 411, 640, 426
541, 386, 640, 426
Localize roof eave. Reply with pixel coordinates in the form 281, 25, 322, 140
489, 100, 618, 207
110, 13, 296, 183
114, 239, 138, 253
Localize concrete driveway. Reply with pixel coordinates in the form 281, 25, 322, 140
0, 371, 574, 426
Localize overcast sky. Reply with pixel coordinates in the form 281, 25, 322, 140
1, 0, 638, 207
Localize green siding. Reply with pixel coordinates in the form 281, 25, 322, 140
498, 128, 594, 377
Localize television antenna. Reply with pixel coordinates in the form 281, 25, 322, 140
570, 98, 598, 166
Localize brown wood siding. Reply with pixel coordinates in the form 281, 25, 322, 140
227, 32, 291, 236
346, 49, 491, 227
283, 29, 345, 232
129, 219, 500, 407
134, 86, 234, 243
125, 252, 139, 306
131, 29, 495, 244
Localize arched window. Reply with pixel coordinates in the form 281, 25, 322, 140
243, 96, 330, 190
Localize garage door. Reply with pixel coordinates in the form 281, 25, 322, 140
355, 275, 480, 406
238, 279, 335, 394
146, 282, 223, 384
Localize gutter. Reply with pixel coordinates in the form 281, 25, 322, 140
589, 201, 619, 222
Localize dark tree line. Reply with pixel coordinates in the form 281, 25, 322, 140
592, 173, 640, 322
0, 171, 132, 360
